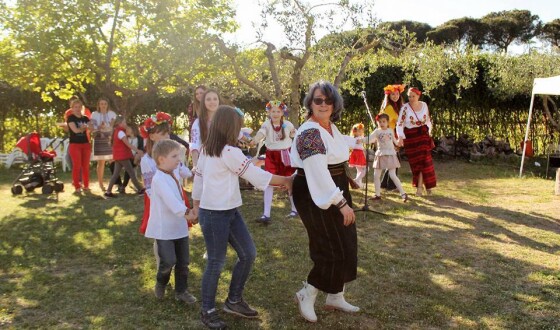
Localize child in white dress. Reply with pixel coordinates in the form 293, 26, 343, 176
369, 114, 408, 202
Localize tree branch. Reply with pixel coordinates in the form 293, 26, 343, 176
215, 37, 273, 100
263, 41, 283, 99
333, 38, 380, 87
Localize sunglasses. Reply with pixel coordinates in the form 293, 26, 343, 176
312, 97, 334, 106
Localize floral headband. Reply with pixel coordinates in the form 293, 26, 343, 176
383, 84, 406, 95
265, 100, 288, 117
408, 87, 422, 96
352, 123, 364, 131
139, 112, 173, 138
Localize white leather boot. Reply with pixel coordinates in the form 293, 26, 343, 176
324, 288, 360, 313
295, 281, 319, 322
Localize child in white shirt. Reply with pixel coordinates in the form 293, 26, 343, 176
192, 105, 292, 329
144, 139, 196, 304
369, 114, 408, 202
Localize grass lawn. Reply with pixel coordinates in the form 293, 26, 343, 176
0, 159, 559, 329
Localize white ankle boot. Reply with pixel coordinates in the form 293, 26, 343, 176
325, 291, 360, 313
295, 282, 318, 322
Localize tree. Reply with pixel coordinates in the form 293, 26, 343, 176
481, 10, 541, 52
215, 0, 378, 125
540, 19, 560, 49
427, 17, 486, 48
378, 20, 433, 43
1, 0, 237, 116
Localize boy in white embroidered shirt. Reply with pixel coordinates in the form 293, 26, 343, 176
144, 139, 197, 304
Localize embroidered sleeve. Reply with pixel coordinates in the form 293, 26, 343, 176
223, 146, 272, 190
396, 106, 407, 139
296, 128, 326, 161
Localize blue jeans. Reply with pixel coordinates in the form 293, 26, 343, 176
199, 208, 256, 311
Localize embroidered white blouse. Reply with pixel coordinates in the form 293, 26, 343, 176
254, 120, 295, 150
396, 101, 432, 139
90, 110, 117, 131
144, 169, 189, 240
369, 128, 398, 156
192, 146, 272, 210
290, 121, 348, 210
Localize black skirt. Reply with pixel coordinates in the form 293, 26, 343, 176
293, 163, 358, 293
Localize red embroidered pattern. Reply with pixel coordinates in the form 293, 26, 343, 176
297, 128, 326, 161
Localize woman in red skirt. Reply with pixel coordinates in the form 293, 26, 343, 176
396, 87, 437, 196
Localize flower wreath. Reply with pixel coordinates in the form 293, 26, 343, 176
352, 123, 364, 132
383, 84, 406, 95
139, 112, 173, 138
265, 100, 288, 117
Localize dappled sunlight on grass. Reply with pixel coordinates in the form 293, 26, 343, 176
1, 162, 559, 328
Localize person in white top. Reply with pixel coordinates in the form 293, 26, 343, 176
190, 89, 220, 168
145, 139, 196, 304
396, 87, 437, 196
346, 123, 367, 188
290, 81, 359, 323
90, 97, 117, 191
249, 100, 298, 223
369, 114, 408, 202
191, 105, 292, 329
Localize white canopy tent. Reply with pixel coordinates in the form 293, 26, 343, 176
519, 75, 560, 177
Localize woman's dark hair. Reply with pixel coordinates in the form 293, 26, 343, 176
204, 105, 242, 157
199, 89, 221, 146
303, 81, 344, 122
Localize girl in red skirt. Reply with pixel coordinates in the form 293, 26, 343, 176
250, 101, 297, 223
347, 123, 367, 188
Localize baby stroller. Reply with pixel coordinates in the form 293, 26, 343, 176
11, 132, 65, 195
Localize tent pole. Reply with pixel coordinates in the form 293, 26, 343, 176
519, 94, 536, 177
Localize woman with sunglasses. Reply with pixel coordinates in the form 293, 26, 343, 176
290, 81, 359, 323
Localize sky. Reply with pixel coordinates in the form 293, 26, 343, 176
229, 0, 559, 49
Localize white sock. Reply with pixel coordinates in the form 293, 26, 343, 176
263, 186, 273, 217
373, 169, 382, 196
289, 194, 297, 212
388, 169, 406, 195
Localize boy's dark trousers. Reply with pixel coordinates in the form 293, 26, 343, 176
156, 237, 190, 293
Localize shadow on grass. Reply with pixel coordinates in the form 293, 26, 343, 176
1, 162, 559, 329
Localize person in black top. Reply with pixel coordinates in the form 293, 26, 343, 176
67, 98, 93, 193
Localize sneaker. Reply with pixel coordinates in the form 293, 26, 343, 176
401, 193, 409, 202
73, 188, 82, 194
175, 291, 197, 304
137, 188, 146, 196
256, 215, 270, 224
369, 196, 381, 201
201, 309, 227, 329
104, 192, 116, 198
286, 211, 299, 219
154, 283, 166, 300
223, 298, 258, 318
118, 185, 126, 194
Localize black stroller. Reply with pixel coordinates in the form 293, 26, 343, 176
11, 132, 65, 195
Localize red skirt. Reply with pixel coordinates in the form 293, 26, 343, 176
403, 126, 436, 189
139, 194, 150, 234
349, 149, 366, 167
265, 149, 296, 176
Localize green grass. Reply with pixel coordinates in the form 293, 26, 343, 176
0, 160, 559, 329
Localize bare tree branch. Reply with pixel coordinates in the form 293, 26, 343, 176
333, 38, 380, 87
215, 37, 273, 101
263, 41, 283, 98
